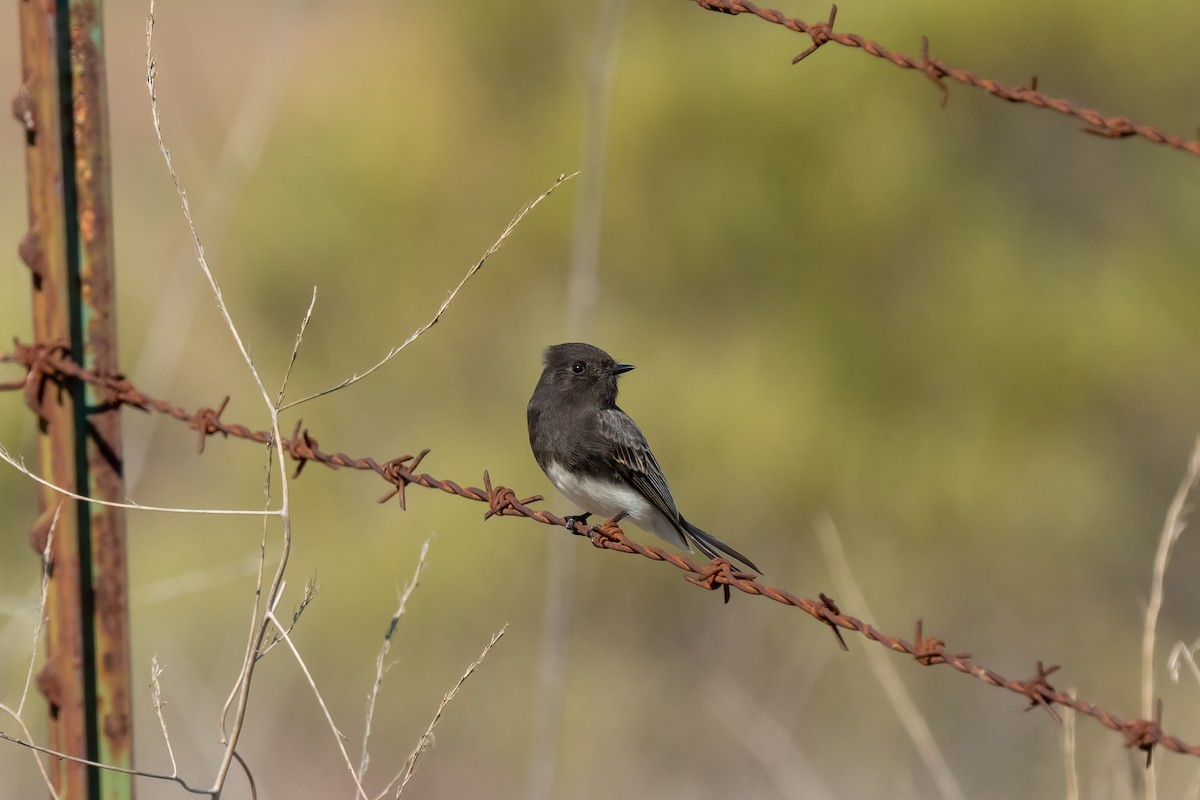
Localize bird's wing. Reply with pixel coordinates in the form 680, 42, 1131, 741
597, 408, 681, 524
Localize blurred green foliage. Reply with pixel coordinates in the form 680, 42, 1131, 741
3, 1, 1199, 797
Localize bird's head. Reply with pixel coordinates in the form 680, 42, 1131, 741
535, 342, 634, 410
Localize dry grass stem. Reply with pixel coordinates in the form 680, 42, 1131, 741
815, 515, 965, 800
1142, 437, 1200, 713
1140, 436, 1200, 800
1062, 688, 1079, 800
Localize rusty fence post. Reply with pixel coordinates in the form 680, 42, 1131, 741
15, 0, 134, 797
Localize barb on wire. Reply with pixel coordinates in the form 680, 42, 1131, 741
688, 0, 1200, 158
4, 343, 1200, 766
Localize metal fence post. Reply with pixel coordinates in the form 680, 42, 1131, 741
15, 1, 134, 797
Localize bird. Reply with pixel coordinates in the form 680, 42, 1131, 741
527, 342, 759, 573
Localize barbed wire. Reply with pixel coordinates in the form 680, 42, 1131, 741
689, 0, 1200, 158
1, 338, 1195, 765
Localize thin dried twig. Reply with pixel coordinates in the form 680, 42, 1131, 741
384, 625, 508, 799
264, 586, 370, 800
17, 504, 58, 716
256, 577, 319, 661
0, 731, 210, 794
0, 444, 278, 516
278, 172, 579, 411
146, 1, 277, 418
146, 2, 295, 793
0, 717, 59, 800
0, 505, 61, 798
358, 539, 432, 788
150, 656, 178, 777
278, 287, 319, 408
126, 0, 303, 490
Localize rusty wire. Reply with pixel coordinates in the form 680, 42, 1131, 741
2, 339, 1197, 765
690, 0, 1200, 158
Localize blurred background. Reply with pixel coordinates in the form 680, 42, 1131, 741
3, 0, 1200, 797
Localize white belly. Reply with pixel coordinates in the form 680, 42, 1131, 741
545, 461, 688, 550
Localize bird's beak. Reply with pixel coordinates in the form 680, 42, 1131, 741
609, 361, 634, 375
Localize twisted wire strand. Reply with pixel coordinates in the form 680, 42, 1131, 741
0, 340, 1191, 763
690, 0, 1200, 158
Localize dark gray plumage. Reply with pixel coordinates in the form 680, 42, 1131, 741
527, 342, 759, 573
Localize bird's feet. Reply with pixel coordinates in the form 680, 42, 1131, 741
604, 511, 628, 527
563, 513, 592, 535
563, 511, 628, 537
595, 511, 628, 537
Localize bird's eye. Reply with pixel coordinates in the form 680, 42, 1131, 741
571, 362, 585, 375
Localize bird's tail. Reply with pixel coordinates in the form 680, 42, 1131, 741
681, 518, 760, 573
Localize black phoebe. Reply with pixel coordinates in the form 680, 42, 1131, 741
527, 342, 760, 573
